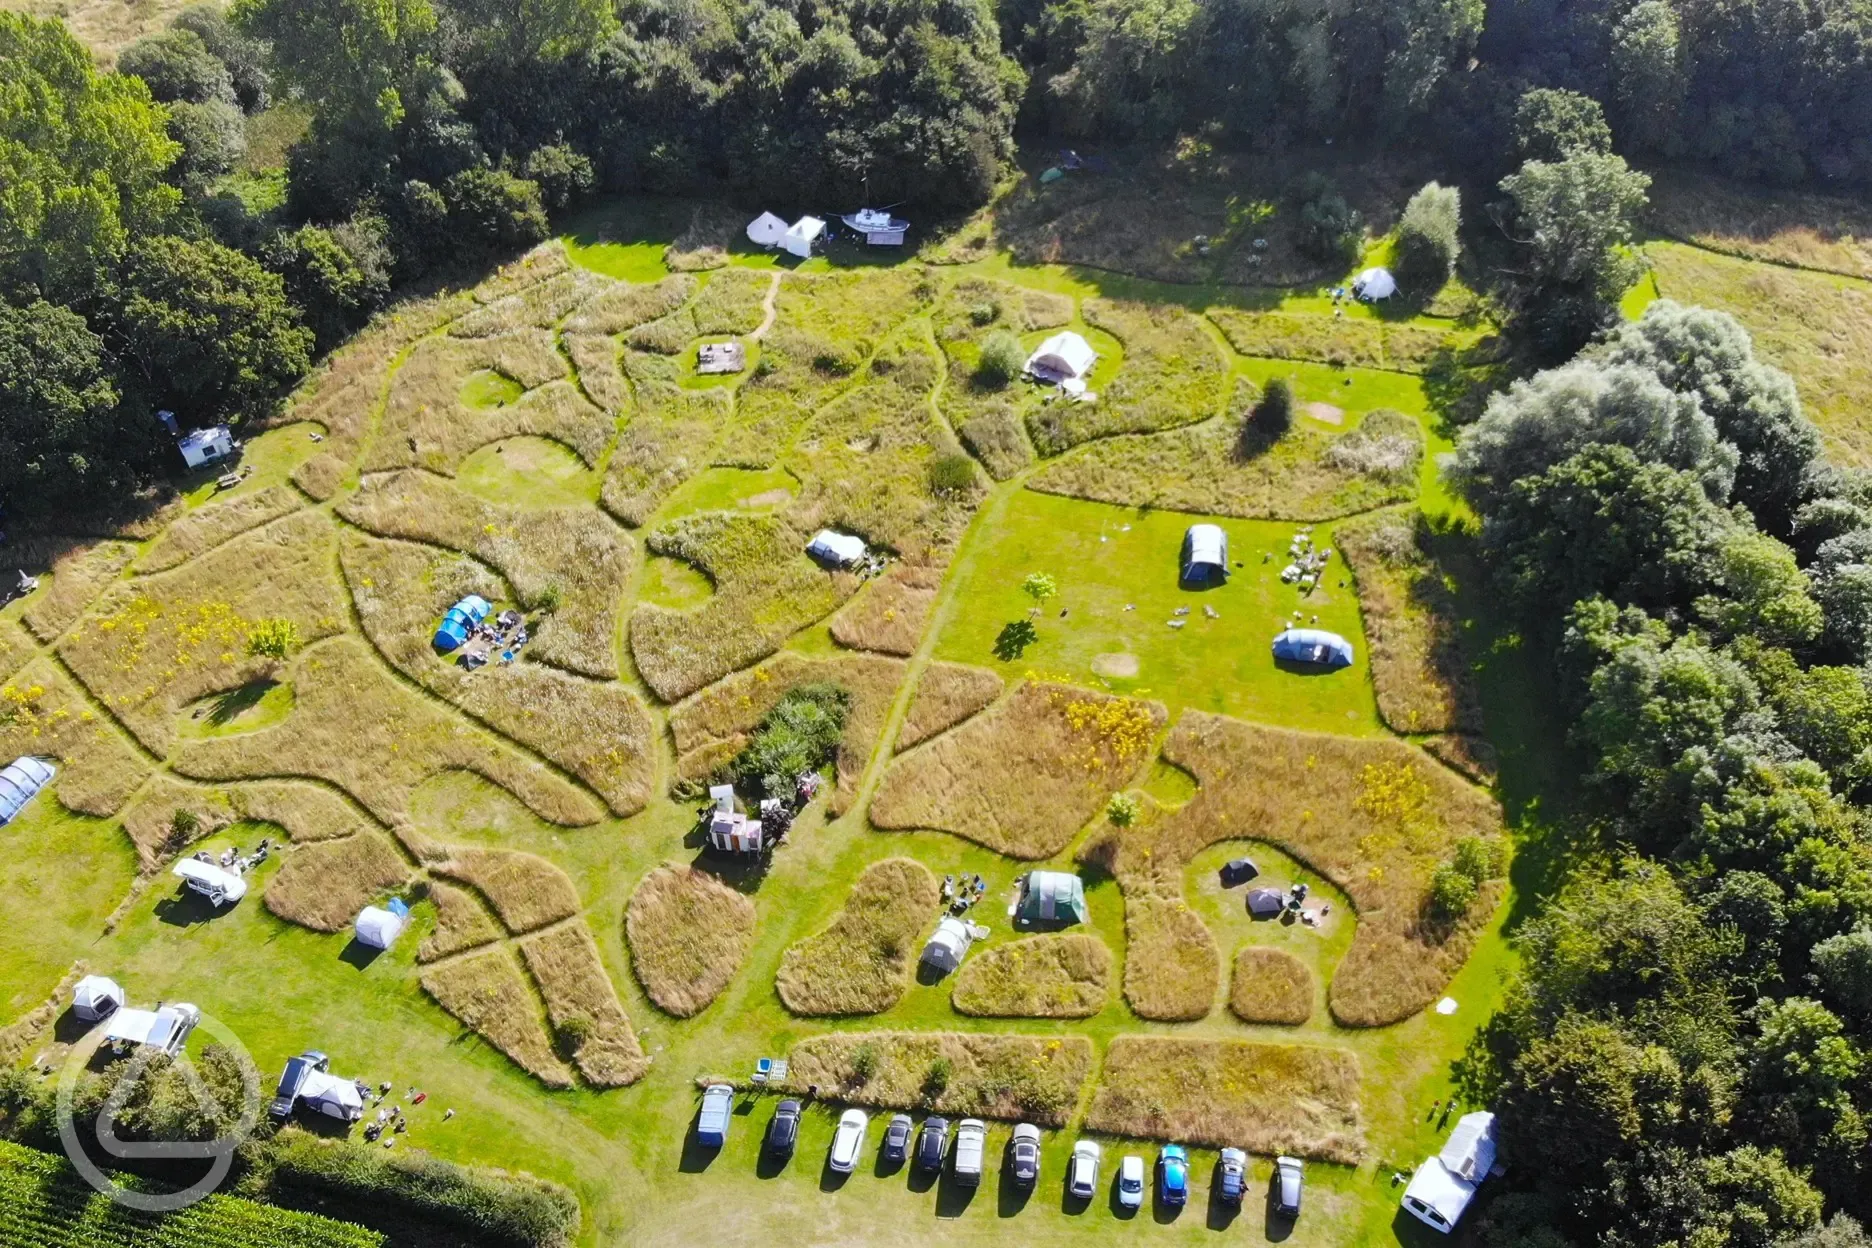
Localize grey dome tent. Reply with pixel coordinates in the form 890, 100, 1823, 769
1272, 627, 1354, 669
0, 756, 53, 824
71, 975, 124, 1022
1014, 871, 1087, 925
354, 900, 408, 950
1181, 524, 1229, 584
1246, 887, 1286, 918
920, 916, 980, 974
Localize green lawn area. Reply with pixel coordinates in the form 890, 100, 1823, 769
0, 802, 136, 1017
177, 421, 323, 508
458, 436, 600, 507
931, 490, 1384, 736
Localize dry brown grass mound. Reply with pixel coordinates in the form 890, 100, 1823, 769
0, 658, 150, 817
598, 351, 733, 526
629, 512, 854, 703
1648, 170, 1872, 280
898, 662, 1004, 749
871, 681, 1165, 859
419, 882, 503, 962
0, 618, 35, 687
519, 921, 649, 1087
625, 865, 756, 1018
341, 531, 655, 814
667, 650, 905, 815
1208, 309, 1461, 374
21, 540, 137, 642
1335, 512, 1482, 736
563, 333, 627, 415
119, 775, 235, 868
140, 487, 305, 575
420, 946, 573, 1089
1121, 894, 1219, 1022
282, 290, 478, 500
1084, 711, 1504, 1026
1027, 299, 1227, 457
175, 637, 603, 828
1086, 1037, 1364, 1163
432, 846, 582, 934
1229, 947, 1314, 1025
1029, 382, 1421, 521
339, 470, 634, 679
59, 510, 347, 754
451, 267, 614, 337
228, 780, 376, 844
778, 1031, 1094, 1127
830, 564, 942, 657
264, 832, 412, 933
776, 858, 939, 1016
563, 275, 697, 335
950, 934, 1112, 1018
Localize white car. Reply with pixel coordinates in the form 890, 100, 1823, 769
828, 1108, 869, 1173
1067, 1139, 1101, 1200
1117, 1154, 1145, 1210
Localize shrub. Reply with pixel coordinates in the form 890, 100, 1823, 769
523, 144, 595, 211
1253, 378, 1294, 438
1293, 175, 1363, 269
922, 1057, 952, 1102
851, 1043, 879, 1083
1452, 835, 1506, 883
1107, 792, 1139, 827
976, 329, 1025, 387
553, 1014, 594, 1059
729, 683, 851, 797
927, 453, 977, 497
1394, 182, 1462, 293
246, 617, 301, 660
1021, 572, 1058, 606
1430, 861, 1479, 921
118, 28, 233, 105
533, 581, 564, 614
165, 808, 201, 854
441, 168, 550, 260
969, 301, 998, 326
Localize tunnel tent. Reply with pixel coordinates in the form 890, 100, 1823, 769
920, 916, 978, 974
1181, 524, 1229, 584
1272, 628, 1355, 669
354, 904, 407, 950
432, 595, 493, 653
806, 530, 867, 567
1014, 871, 1087, 925
0, 756, 54, 824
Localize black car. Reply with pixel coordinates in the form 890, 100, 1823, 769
1219, 857, 1259, 887
882, 1114, 913, 1164
765, 1099, 802, 1159
914, 1116, 950, 1171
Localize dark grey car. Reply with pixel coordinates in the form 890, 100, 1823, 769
915, 1116, 950, 1172
882, 1113, 913, 1164
765, 1099, 801, 1159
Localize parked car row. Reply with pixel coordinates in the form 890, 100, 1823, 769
702, 1087, 1306, 1218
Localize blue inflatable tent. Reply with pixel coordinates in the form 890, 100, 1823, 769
432, 595, 493, 652
1272, 628, 1355, 669
0, 756, 54, 824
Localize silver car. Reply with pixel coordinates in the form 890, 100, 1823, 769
828, 1108, 869, 1174
1067, 1139, 1101, 1200
1117, 1153, 1145, 1210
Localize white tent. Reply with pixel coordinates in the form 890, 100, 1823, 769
72, 975, 124, 1022
172, 858, 248, 905
103, 1003, 199, 1056
746, 211, 788, 246
709, 784, 736, 814
1353, 267, 1397, 300
1401, 1112, 1499, 1235
178, 425, 234, 469
1025, 332, 1097, 382
297, 1069, 366, 1121
920, 916, 978, 974
1181, 524, 1229, 583
354, 905, 406, 950
781, 216, 826, 259
807, 530, 866, 567
0, 756, 53, 824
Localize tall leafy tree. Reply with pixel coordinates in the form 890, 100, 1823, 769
0, 300, 145, 505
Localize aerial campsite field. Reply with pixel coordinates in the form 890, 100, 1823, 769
9, 164, 1858, 1246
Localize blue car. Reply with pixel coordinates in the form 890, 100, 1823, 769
1158, 1144, 1188, 1206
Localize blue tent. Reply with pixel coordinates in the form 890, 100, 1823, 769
0, 756, 54, 824
432, 595, 493, 652
1272, 628, 1355, 669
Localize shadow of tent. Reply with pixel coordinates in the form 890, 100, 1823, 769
52, 1009, 94, 1045
1273, 657, 1351, 678
338, 938, 385, 970
914, 960, 950, 987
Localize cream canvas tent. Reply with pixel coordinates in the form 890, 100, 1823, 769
781, 216, 826, 259
72, 975, 124, 1022
1353, 267, 1397, 300
746, 211, 787, 246
1025, 332, 1097, 382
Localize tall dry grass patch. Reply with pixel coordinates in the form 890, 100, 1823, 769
0, 619, 36, 686
783, 331, 981, 560
420, 946, 573, 1089
931, 277, 1071, 480
451, 268, 615, 337
228, 780, 377, 844
264, 832, 412, 932
563, 333, 628, 415
1086, 1037, 1364, 1163
625, 865, 756, 1018
419, 882, 503, 962
119, 774, 236, 867
431, 846, 582, 934
950, 933, 1112, 1018
563, 275, 696, 335
518, 921, 650, 1087
777, 1031, 1093, 1127
140, 487, 305, 575
665, 203, 746, 272
470, 241, 573, 303
598, 351, 731, 526
629, 511, 854, 703
1030, 381, 1420, 521
1648, 242, 1872, 465
175, 637, 603, 828
21, 541, 137, 642
1120, 894, 1219, 1022
667, 650, 905, 814
1336, 512, 1481, 736
0, 658, 150, 817
341, 531, 654, 814
59, 510, 347, 754
829, 564, 942, 657
282, 289, 478, 500
870, 681, 1165, 859
775, 857, 939, 1016
339, 470, 633, 679
691, 269, 772, 335
1089, 711, 1504, 1026
1027, 300, 1227, 457
897, 663, 1004, 749
1208, 309, 1458, 374
1229, 947, 1314, 1025
1648, 170, 1872, 280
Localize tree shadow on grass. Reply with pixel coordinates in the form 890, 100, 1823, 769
206, 680, 278, 727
